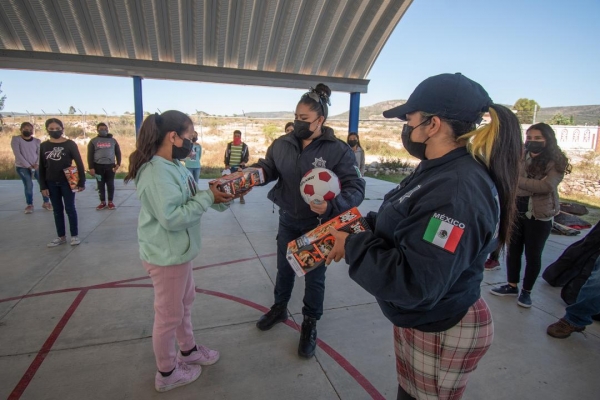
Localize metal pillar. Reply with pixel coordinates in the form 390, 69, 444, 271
133, 76, 143, 137
349, 92, 360, 133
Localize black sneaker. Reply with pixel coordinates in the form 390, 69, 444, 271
517, 290, 532, 308
256, 303, 288, 331
298, 316, 317, 359
490, 284, 519, 296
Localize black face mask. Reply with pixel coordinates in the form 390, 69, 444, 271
525, 141, 545, 154
22, 131, 32, 137
401, 118, 432, 160
172, 138, 193, 160
348, 139, 358, 147
293, 119, 318, 140
98, 130, 108, 137
48, 130, 63, 139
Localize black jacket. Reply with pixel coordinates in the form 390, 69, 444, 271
224, 142, 249, 166
254, 127, 365, 221
345, 147, 499, 332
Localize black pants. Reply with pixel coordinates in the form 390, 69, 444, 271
274, 210, 326, 319
94, 163, 116, 202
506, 213, 552, 291
47, 181, 78, 237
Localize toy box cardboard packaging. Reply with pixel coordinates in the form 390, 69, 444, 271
63, 166, 80, 192
210, 167, 265, 195
287, 207, 370, 277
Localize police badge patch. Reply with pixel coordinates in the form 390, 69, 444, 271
312, 157, 327, 168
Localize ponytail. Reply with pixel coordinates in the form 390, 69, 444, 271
124, 110, 193, 183
458, 104, 522, 247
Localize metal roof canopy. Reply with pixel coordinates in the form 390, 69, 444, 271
0, 0, 412, 93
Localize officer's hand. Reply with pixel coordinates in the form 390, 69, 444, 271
309, 200, 327, 215
89, 169, 95, 177
325, 227, 349, 265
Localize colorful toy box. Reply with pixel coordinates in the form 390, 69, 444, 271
210, 167, 265, 195
287, 207, 370, 277
63, 166, 81, 192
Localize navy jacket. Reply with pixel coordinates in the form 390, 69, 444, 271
254, 127, 365, 220
345, 147, 500, 332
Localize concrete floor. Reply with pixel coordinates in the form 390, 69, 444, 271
0, 177, 598, 400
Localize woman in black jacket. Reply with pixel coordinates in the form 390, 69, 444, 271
252, 83, 365, 359
326, 73, 523, 400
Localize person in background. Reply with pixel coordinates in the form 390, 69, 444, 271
326, 73, 523, 400
185, 131, 202, 183
547, 256, 600, 338
88, 122, 121, 210
11, 122, 52, 213
39, 118, 86, 247
484, 246, 502, 271
347, 132, 365, 176
224, 129, 249, 204
125, 110, 234, 392
491, 123, 571, 308
284, 121, 294, 134
252, 83, 365, 359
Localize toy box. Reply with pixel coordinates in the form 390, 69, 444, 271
63, 166, 80, 192
286, 207, 370, 277
210, 167, 265, 195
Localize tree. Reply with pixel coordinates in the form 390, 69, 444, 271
0, 81, 6, 112
548, 113, 572, 125
68, 106, 76, 114
513, 98, 540, 124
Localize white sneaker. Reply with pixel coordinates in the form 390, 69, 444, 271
155, 362, 202, 392
47, 237, 67, 247
177, 345, 220, 366
70, 236, 81, 246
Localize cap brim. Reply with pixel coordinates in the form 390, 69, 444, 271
382, 103, 415, 120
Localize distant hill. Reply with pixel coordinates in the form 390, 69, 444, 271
535, 105, 600, 125
245, 111, 294, 119
331, 100, 406, 120
332, 101, 600, 124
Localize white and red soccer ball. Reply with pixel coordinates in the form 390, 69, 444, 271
300, 168, 341, 204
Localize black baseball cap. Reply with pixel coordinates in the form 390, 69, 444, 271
383, 73, 492, 123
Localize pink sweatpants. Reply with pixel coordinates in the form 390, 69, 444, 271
143, 260, 197, 372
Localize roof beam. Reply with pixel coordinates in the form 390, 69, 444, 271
0, 49, 369, 92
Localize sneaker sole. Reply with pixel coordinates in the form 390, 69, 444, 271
47, 243, 66, 248
490, 290, 519, 297
517, 301, 532, 308
155, 370, 202, 393
484, 266, 501, 271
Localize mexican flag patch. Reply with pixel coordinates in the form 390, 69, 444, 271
423, 213, 465, 253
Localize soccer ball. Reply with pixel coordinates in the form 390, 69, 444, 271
300, 168, 341, 204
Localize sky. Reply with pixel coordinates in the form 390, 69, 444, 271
1, 0, 599, 117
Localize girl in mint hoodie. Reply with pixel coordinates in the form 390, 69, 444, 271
125, 110, 233, 393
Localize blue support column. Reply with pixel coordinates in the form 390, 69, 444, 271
133, 76, 143, 137
349, 92, 360, 133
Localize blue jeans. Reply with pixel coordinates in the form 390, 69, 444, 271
564, 257, 600, 327
186, 167, 200, 182
47, 181, 78, 237
274, 210, 327, 319
16, 167, 49, 205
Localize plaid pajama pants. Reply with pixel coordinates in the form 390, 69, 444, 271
394, 298, 494, 400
